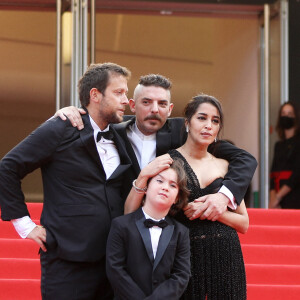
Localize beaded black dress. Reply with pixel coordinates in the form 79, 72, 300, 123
169, 149, 246, 300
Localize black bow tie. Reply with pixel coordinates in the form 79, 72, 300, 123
144, 219, 168, 229
97, 130, 114, 142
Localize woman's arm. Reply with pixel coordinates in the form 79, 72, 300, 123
217, 200, 249, 234
269, 185, 292, 208
124, 154, 173, 214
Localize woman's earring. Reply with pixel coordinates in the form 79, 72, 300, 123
186, 125, 189, 133
215, 137, 217, 143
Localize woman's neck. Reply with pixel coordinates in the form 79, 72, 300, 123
284, 127, 295, 139
179, 138, 210, 160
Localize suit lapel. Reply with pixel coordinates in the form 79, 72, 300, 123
135, 209, 154, 264
113, 118, 141, 176
108, 126, 132, 180
156, 121, 172, 157
153, 216, 174, 270
79, 114, 105, 175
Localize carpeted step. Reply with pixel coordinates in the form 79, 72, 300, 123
0, 220, 40, 238
247, 284, 300, 300
239, 225, 300, 245
246, 264, 300, 285
0, 258, 40, 279
25, 202, 43, 220
247, 208, 300, 226
0, 239, 40, 258
0, 279, 41, 300
242, 244, 300, 265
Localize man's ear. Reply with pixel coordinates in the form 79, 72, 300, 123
90, 88, 101, 103
129, 99, 136, 113
168, 103, 174, 117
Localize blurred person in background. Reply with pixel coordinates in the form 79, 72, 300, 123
270, 101, 300, 209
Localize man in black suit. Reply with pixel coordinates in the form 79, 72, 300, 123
0, 63, 132, 299
57, 74, 257, 219
106, 159, 191, 300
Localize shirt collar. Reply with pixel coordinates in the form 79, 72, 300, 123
142, 207, 165, 222
89, 116, 110, 132
131, 122, 156, 141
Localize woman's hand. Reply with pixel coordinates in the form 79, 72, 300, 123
183, 199, 207, 220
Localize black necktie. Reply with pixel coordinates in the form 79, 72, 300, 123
144, 219, 168, 229
97, 130, 114, 142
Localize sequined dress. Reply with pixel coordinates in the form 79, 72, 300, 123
169, 149, 246, 300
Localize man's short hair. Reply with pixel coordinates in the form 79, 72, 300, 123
139, 74, 172, 90
78, 62, 131, 107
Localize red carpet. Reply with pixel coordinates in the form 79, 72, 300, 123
0, 205, 300, 299
241, 208, 300, 299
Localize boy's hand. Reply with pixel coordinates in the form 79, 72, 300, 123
54, 106, 86, 130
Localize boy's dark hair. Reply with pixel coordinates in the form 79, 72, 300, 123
139, 74, 172, 90
78, 62, 131, 107
168, 158, 189, 216
144, 158, 189, 216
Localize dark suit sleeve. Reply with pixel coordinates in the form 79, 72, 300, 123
208, 140, 258, 205
145, 227, 191, 300
106, 219, 147, 300
0, 118, 67, 220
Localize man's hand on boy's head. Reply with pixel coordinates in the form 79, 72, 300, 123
54, 106, 86, 130
137, 154, 173, 188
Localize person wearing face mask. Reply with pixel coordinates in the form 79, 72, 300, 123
269, 101, 300, 209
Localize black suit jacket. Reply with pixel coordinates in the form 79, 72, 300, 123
113, 116, 257, 204
0, 113, 132, 262
106, 208, 191, 300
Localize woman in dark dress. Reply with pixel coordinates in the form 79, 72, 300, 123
270, 101, 300, 209
125, 94, 249, 300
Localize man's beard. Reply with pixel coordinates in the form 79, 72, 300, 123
105, 111, 123, 124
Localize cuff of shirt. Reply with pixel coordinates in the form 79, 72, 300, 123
218, 185, 237, 210
11, 216, 37, 239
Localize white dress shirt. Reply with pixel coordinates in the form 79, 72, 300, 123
12, 116, 121, 238
90, 117, 120, 179
142, 208, 165, 259
126, 123, 156, 169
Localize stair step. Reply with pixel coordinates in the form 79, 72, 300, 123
0, 239, 40, 258
239, 225, 300, 245
0, 258, 40, 279
26, 202, 43, 220
0, 279, 41, 300
247, 208, 300, 226
0, 220, 40, 238
242, 244, 300, 265
246, 264, 300, 285
247, 284, 300, 300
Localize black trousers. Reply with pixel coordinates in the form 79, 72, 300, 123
40, 248, 113, 300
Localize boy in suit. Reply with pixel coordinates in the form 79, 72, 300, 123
106, 158, 191, 300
